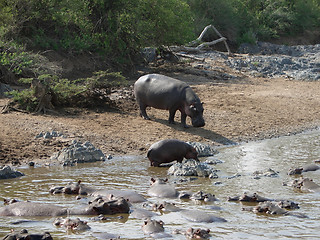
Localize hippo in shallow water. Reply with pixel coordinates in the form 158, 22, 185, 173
0, 197, 130, 216
147, 178, 179, 198
173, 228, 212, 239
50, 180, 146, 203
2, 229, 53, 240
291, 177, 320, 192
142, 218, 172, 238
53, 217, 91, 231
242, 201, 307, 218
180, 209, 227, 223
134, 74, 205, 128
147, 139, 199, 167
288, 163, 320, 175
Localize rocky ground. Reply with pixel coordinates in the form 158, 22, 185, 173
0, 42, 320, 165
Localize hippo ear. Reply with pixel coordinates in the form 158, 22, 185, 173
151, 178, 156, 183
144, 220, 148, 225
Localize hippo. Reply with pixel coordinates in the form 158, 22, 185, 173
142, 219, 164, 234
2, 229, 53, 240
134, 74, 205, 128
90, 189, 146, 203
182, 228, 212, 239
50, 180, 95, 195
50, 180, 146, 203
288, 163, 320, 175
92, 233, 120, 239
190, 191, 218, 202
180, 209, 227, 223
242, 201, 307, 218
130, 207, 158, 219
147, 178, 179, 198
142, 219, 172, 238
0, 197, 130, 216
228, 192, 274, 202
152, 201, 182, 212
291, 177, 320, 192
53, 217, 90, 231
147, 139, 199, 167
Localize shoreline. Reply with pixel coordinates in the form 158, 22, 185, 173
1, 75, 320, 166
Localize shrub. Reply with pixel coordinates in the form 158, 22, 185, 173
6, 71, 127, 111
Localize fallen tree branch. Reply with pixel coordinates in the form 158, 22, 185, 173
172, 24, 231, 55
174, 52, 205, 61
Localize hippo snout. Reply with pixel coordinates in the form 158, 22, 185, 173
191, 118, 205, 127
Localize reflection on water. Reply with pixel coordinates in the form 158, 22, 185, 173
1, 130, 320, 239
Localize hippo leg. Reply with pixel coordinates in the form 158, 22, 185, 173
168, 109, 177, 124
138, 103, 151, 120
180, 112, 188, 128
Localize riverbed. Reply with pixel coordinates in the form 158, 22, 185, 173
1, 130, 320, 239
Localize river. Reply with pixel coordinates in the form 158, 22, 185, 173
1, 130, 320, 239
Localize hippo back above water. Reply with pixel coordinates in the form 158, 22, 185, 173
134, 74, 205, 128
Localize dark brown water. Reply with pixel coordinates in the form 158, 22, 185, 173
1, 130, 320, 239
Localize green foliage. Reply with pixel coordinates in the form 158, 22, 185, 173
188, 0, 320, 44
86, 71, 127, 90
7, 71, 127, 111
9, 89, 37, 111
0, 0, 194, 65
292, 0, 320, 32
188, 0, 240, 41
0, 41, 33, 75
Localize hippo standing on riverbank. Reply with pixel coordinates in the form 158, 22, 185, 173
134, 74, 205, 128
147, 139, 199, 167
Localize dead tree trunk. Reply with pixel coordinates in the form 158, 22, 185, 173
170, 24, 231, 55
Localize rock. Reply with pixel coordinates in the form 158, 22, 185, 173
0, 166, 24, 179
186, 142, 217, 157
228, 42, 320, 81
50, 140, 107, 165
167, 159, 218, 178
35, 130, 65, 139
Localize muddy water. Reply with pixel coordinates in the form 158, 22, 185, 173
1, 130, 320, 239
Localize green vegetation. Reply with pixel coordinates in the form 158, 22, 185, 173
188, 0, 320, 43
0, 0, 319, 111
6, 71, 126, 111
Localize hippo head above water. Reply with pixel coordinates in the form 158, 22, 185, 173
88, 195, 130, 215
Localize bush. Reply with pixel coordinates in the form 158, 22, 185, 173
0, 0, 194, 66
6, 70, 127, 111
188, 0, 320, 45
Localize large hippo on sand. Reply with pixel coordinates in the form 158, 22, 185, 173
134, 74, 205, 128
147, 139, 199, 167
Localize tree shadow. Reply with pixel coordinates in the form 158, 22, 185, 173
153, 118, 237, 146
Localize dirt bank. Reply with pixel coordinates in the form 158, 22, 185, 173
1, 56, 320, 165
